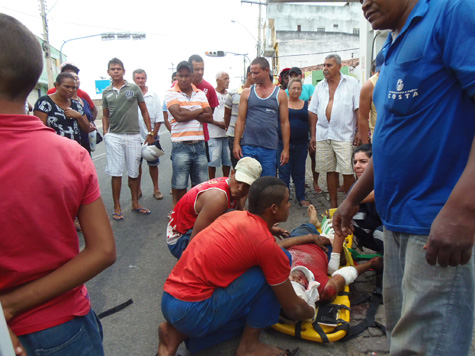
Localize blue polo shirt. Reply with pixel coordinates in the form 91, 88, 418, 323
372, 0, 475, 235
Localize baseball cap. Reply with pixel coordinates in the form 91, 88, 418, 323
235, 157, 262, 185
60, 62, 80, 74
289, 67, 302, 76
375, 51, 384, 72
176, 61, 193, 73
279, 67, 290, 76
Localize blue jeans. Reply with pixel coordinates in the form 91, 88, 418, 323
171, 141, 208, 189
162, 249, 292, 354
277, 141, 308, 202
168, 229, 192, 259
242, 145, 277, 177
383, 230, 475, 356
290, 223, 332, 260
18, 309, 104, 356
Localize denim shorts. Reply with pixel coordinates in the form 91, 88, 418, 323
208, 137, 232, 168
171, 141, 208, 189
18, 309, 104, 356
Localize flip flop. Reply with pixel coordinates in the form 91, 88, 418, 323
153, 191, 164, 200
112, 212, 124, 221
277, 347, 301, 356
131, 207, 151, 215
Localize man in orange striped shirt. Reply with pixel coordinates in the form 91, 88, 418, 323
165, 61, 213, 207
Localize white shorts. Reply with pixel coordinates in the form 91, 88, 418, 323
315, 139, 354, 175
104, 132, 142, 178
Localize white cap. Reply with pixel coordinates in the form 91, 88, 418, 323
235, 157, 262, 185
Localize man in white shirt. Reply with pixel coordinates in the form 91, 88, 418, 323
208, 71, 231, 179
309, 54, 361, 208
133, 69, 165, 200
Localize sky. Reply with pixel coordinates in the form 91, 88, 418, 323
1, 0, 265, 99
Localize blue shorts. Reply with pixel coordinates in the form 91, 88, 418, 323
242, 145, 277, 177
18, 309, 104, 356
162, 249, 292, 353
208, 137, 232, 168
168, 229, 192, 259
171, 141, 208, 189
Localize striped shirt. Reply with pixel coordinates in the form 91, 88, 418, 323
308, 73, 361, 142
165, 83, 210, 142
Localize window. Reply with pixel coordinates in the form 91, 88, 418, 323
317, 27, 325, 32
333, 24, 339, 29
353, 28, 360, 35
297, 25, 301, 32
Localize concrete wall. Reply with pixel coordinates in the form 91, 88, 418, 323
266, 2, 361, 72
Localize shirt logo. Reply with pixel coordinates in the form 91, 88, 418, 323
388, 78, 419, 101
125, 90, 135, 99
397, 79, 404, 92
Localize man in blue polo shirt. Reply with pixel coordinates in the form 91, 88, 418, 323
334, 1, 475, 355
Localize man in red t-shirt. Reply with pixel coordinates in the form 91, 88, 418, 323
167, 157, 262, 258
0, 14, 115, 356
158, 177, 315, 356
47, 62, 98, 120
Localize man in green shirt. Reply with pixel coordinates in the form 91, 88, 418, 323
102, 57, 154, 221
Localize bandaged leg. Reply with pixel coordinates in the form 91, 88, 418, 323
331, 266, 358, 285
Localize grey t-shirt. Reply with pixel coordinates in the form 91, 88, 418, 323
102, 81, 144, 134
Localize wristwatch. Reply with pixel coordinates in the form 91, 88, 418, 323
148, 131, 154, 136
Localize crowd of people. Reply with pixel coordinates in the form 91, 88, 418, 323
1, 0, 475, 355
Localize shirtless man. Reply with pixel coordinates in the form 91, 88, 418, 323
309, 54, 361, 208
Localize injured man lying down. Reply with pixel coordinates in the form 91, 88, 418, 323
278, 205, 382, 316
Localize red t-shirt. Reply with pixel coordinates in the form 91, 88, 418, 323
167, 177, 237, 245
195, 79, 219, 141
0, 114, 101, 335
164, 211, 290, 302
47, 87, 95, 110
288, 244, 329, 294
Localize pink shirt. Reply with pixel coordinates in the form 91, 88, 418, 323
0, 114, 101, 335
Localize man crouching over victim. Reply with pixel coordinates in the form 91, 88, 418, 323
158, 177, 314, 356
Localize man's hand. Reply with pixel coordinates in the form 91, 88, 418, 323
8, 327, 26, 356
332, 199, 359, 238
312, 234, 331, 252
425, 206, 475, 267
309, 137, 316, 153
211, 120, 226, 130
145, 135, 154, 145
280, 149, 289, 166
270, 224, 289, 239
233, 142, 243, 161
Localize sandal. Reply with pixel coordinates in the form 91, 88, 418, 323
112, 212, 124, 221
153, 191, 164, 200
131, 207, 151, 215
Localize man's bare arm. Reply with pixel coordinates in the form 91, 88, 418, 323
309, 111, 318, 151
357, 80, 374, 145
189, 191, 229, 240
224, 107, 232, 130
168, 104, 203, 123
102, 108, 110, 135
195, 107, 213, 124
1, 197, 116, 323
272, 280, 315, 321
233, 88, 250, 160
278, 89, 290, 165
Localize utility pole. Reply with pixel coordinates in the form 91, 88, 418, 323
257, 2, 262, 57
39, 0, 54, 88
